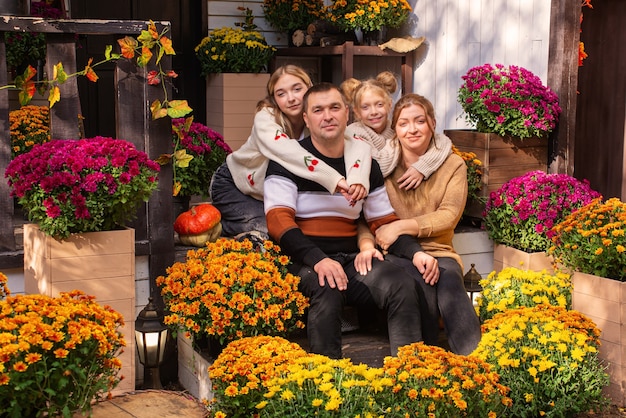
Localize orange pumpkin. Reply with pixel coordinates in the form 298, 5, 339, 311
174, 203, 222, 247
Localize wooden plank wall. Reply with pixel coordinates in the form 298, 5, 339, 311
206, 1, 552, 131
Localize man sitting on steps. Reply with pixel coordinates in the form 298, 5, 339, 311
263, 82, 439, 359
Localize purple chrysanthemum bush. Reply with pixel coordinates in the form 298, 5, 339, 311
5, 137, 160, 239
484, 170, 601, 252
458, 63, 561, 139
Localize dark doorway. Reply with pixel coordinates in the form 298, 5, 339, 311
71, 0, 206, 138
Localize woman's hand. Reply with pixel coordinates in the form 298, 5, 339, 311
397, 166, 425, 190
413, 252, 439, 285
375, 222, 401, 251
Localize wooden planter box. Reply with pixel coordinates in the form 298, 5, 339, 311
177, 332, 214, 402
206, 73, 270, 152
22, 224, 136, 395
572, 272, 626, 406
492, 243, 554, 273
445, 129, 548, 218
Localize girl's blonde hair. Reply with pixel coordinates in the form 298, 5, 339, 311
340, 71, 397, 120
257, 65, 313, 138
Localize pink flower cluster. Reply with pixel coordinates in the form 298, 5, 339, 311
484, 170, 601, 252
458, 64, 562, 139
5, 137, 160, 238
173, 118, 231, 156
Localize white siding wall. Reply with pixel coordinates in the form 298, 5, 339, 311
205, 0, 552, 132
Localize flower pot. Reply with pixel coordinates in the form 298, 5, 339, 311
363, 26, 387, 46
205, 73, 270, 152
572, 272, 626, 406
444, 129, 548, 214
177, 332, 215, 402
22, 223, 136, 395
492, 244, 554, 273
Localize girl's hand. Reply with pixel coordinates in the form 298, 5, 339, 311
397, 166, 425, 190
347, 183, 367, 203
354, 248, 384, 275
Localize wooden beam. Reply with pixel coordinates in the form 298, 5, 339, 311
547, 0, 581, 175
0, 16, 167, 35
0, 37, 15, 252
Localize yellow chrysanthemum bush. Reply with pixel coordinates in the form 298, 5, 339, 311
452, 145, 483, 209
549, 197, 626, 281
0, 284, 125, 417
473, 305, 609, 417
9, 105, 50, 158
194, 26, 276, 75
327, 0, 412, 32
208, 335, 308, 417
156, 238, 308, 345
476, 267, 572, 322
0, 272, 9, 300
257, 354, 388, 417
378, 343, 512, 417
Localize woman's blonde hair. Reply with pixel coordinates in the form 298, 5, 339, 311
257, 65, 313, 138
340, 71, 397, 120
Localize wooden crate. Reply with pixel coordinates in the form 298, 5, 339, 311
572, 272, 626, 406
177, 332, 214, 402
23, 224, 136, 395
492, 243, 554, 274
206, 73, 270, 152
445, 129, 548, 196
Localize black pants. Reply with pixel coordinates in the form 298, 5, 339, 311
292, 253, 423, 359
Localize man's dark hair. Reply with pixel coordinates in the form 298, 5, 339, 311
303, 82, 347, 112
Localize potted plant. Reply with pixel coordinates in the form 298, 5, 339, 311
0, 275, 125, 417
549, 197, 626, 404
194, 26, 276, 76
195, 13, 275, 151
484, 170, 601, 271
474, 305, 608, 417
5, 136, 160, 239
9, 105, 50, 158
327, 0, 412, 45
169, 117, 232, 199
476, 267, 572, 322
445, 64, 562, 204
262, 0, 326, 34
451, 145, 483, 219
156, 238, 309, 399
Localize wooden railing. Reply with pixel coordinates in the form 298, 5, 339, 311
0, 17, 175, 298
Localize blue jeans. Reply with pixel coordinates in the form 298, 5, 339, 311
209, 163, 268, 238
388, 255, 482, 355
292, 253, 423, 359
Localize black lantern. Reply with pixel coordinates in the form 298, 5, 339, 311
463, 263, 483, 305
135, 297, 168, 389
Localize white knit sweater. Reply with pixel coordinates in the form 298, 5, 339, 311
227, 107, 372, 201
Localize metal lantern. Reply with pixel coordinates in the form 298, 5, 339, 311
135, 297, 168, 389
463, 263, 483, 305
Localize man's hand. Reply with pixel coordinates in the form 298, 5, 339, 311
413, 252, 439, 285
314, 258, 349, 290
397, 166, 425, 190
354, 248, 384, 275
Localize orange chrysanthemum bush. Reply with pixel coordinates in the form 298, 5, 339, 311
9, 105, 50, 158
156, 238, 309, 345
0, 283, 125, 418
208, 335, 308, 417
549, 197, 626, 281
378, 343, 512, 417
473, 305, 608, 417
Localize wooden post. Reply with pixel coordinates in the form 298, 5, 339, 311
114, 44, 174, 306
547, 0, 581, 175
0, 37, 15, 252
